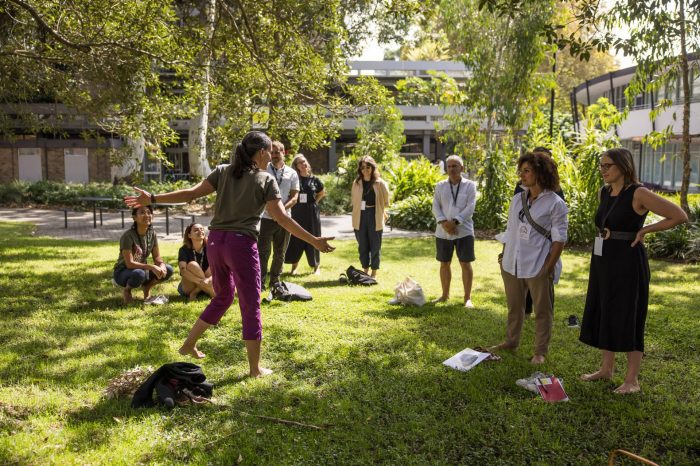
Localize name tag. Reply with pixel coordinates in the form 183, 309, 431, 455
518, 222, 530, 241
361, 200, 366, 211
299, 193, 308, 203
594, 236, 604, 256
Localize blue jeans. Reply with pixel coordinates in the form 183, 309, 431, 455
113, 264, 173, 289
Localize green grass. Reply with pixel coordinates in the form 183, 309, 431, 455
0, 222, 698, 465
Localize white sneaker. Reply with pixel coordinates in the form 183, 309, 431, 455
464, 299, 474, 308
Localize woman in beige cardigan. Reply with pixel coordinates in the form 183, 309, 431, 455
351, 156, 391, 278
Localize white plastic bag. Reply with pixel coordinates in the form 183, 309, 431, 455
390, 277, 426, 307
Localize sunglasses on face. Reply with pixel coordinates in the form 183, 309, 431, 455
599, 163, 615, 171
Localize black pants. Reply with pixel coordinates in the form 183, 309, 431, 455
354, 208, 383, 270
258, 217, 290, 287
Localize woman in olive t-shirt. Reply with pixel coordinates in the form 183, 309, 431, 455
125, 131, 335, 378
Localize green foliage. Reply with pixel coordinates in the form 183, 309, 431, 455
388, 193, 436, 231
395, 71, 465, 106
525, 97, 621, 245
473, 142, 518, 230
317, 173, 351, 215
1, 225, 700, 464
0, 180, 213, 210
646, 200, 700, 263
384, 157, 444, 204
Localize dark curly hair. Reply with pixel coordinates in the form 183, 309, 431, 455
517, 151, 560, 192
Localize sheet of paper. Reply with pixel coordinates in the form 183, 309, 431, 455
442, 348, 491, 372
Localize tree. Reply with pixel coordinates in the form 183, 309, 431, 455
0, 0, 424, 177
478, 0, 700, 214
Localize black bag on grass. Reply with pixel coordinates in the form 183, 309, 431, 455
339, 265, 377, 286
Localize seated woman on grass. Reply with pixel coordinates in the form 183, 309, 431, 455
178, 223, 215, 301
112, 206, 174, 304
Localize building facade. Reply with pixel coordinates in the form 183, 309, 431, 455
571, 57, 700, 192
0, 61, 468, 184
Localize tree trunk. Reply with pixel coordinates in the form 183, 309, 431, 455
188, 0, 216, 179
678, 0, 691, 215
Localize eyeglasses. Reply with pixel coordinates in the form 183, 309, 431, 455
599, 163, 615, 171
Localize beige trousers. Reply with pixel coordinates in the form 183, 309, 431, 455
500, 265, 554, 356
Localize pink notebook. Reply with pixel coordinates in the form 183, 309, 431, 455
535, 376, 569, 402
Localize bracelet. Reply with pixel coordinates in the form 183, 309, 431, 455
150, 193, 156, 205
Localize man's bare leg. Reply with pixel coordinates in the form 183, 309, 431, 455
433, 261, 451, 303
460, 261, 473, 307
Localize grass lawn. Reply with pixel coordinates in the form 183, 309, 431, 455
0, 221, 698, 465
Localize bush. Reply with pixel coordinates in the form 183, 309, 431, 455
473, 143, 517, 230
389, 193, 435, 231
0, 180, 215, 211
384, 157, 443, 203
317, 173, 350, 215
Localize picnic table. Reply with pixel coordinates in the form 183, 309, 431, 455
153, 202, 186, 235
77, 196, 113, 228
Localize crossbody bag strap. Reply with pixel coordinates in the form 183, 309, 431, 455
520, 190, 551, 240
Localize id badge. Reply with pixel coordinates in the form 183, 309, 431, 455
361, 200, 366, 211
594, 236, 604, 256
299, 193, 308, 203
518, 222, 530, 241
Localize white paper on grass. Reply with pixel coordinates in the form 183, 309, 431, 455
442, 348, 490, 372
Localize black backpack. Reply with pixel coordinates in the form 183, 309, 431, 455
265, 281, 313, 302
340, 266, 378, 286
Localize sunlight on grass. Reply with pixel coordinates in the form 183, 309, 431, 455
0, 221, 698, 465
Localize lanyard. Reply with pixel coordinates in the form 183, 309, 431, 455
137, 230, 149, 264
362, 180, 373, 199
271, 166, 283, 185
194, 247, 205, 268
449, 181, 461, 205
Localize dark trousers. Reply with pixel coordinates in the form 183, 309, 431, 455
354, 208, 383, 270
258, 217, 290, 287
113, 264, 174, 289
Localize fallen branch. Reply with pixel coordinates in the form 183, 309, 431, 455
240, 411, 331, 430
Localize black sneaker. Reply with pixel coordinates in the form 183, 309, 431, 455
566, 315, 580, 328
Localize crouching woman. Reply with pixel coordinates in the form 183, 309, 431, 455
113, 205, 174, 303
178, 223, 215, 301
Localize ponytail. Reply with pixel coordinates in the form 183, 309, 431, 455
232, 131, 272, 179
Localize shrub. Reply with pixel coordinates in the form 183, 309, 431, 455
473, 143, 517, 230
317, 173, 350, 215
0, 180, 29, 204
384, 157, 443, 203
389, 193, 435, 231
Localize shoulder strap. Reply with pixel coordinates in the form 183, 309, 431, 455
520, 190, 551, 240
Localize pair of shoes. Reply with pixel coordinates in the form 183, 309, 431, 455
565, 315, 580, 328
144, 295, 169, 305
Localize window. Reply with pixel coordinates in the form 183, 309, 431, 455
18, 148, 42, 181
64, 148, 89, 184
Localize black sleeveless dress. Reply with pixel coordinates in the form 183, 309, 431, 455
579, 185, 650, 352
285, 175, 324, 267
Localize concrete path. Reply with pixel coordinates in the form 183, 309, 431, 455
0, 207, 429, 242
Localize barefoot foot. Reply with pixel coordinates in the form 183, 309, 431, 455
432, 296, 449, 304
614, 382, 640, 394
530, 354, 546, 364
122, 288, 134, 304
249, 367, 273, 378
179, 345, 206, 359
580, 370, 613, 382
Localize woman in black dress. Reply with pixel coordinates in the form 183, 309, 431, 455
285, 154, 326, 274
579, 148, 687, 394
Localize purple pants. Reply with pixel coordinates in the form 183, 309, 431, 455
200, 230, 262, 340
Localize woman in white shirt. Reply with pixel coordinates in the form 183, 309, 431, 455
492, 152, 568, 364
